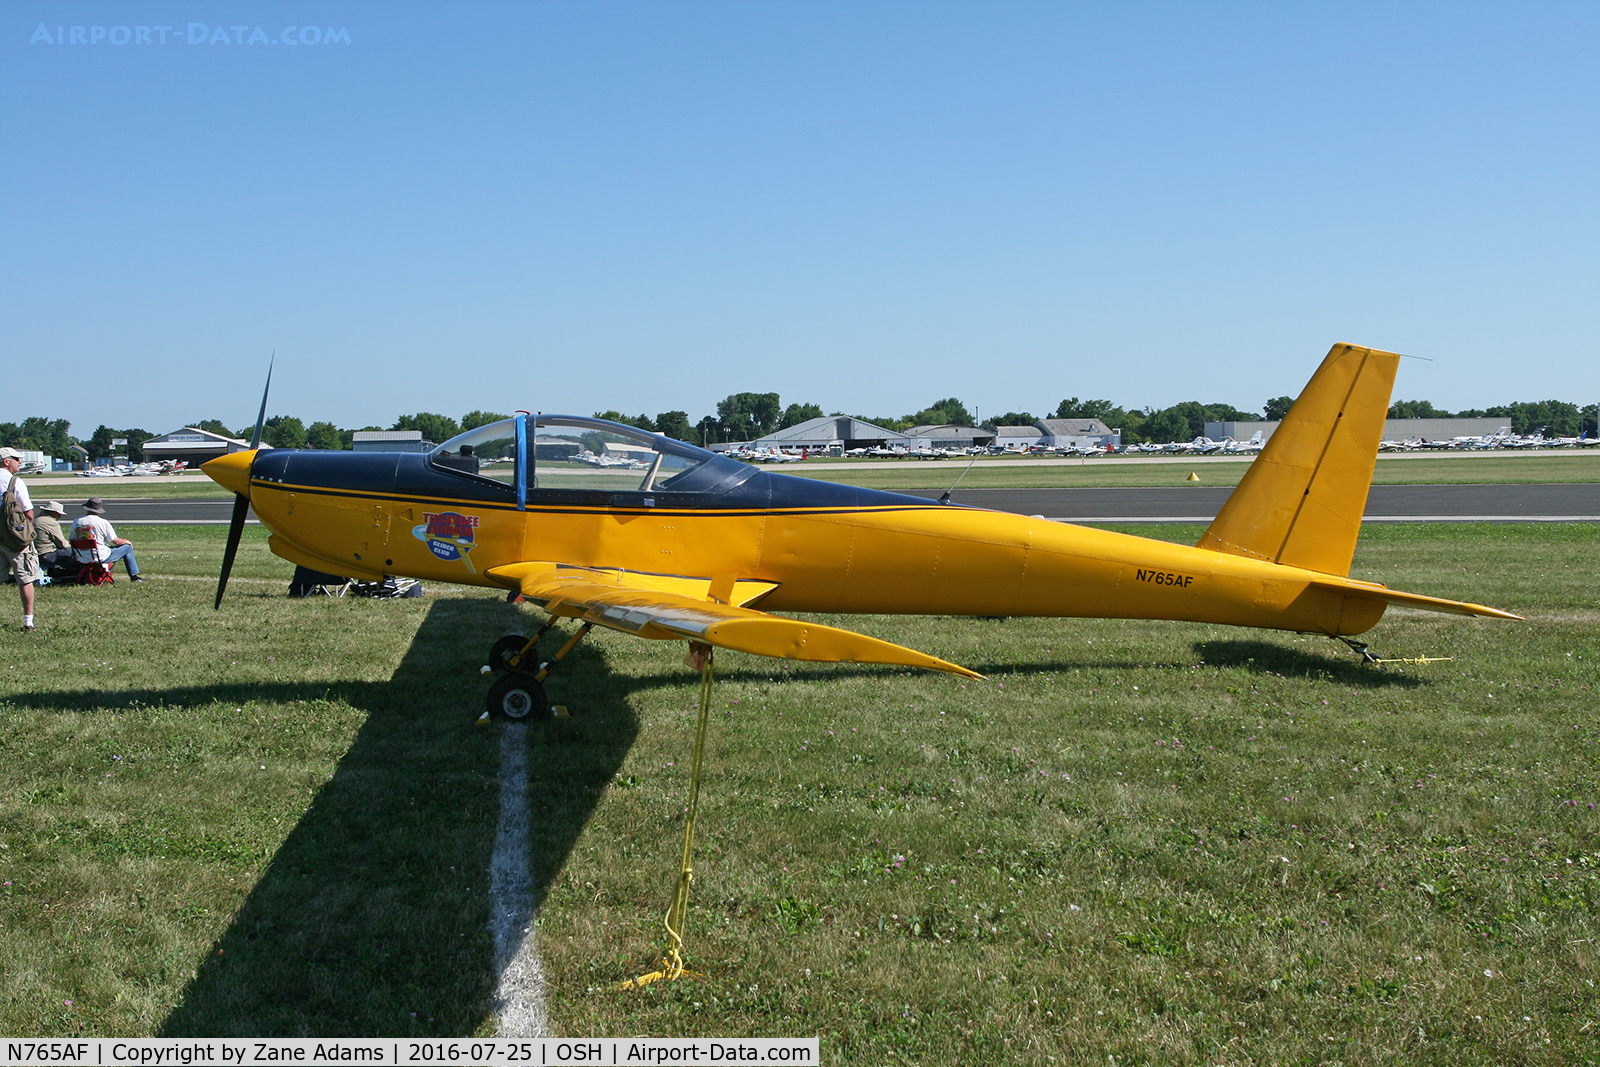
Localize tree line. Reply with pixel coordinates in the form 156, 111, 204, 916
2, 394, 1594, 460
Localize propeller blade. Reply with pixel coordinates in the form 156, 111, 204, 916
214, 493, 251, 609
217, 356, 272, 609
249, 353, 274, 450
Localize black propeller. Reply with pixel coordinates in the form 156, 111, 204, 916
214, 355, 273, 609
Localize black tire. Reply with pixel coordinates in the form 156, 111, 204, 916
489, 634, 533, 673
487, 673, 551, 722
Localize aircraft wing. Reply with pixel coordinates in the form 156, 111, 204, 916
487, 562, 981, 678
1310, 579, 1523, 620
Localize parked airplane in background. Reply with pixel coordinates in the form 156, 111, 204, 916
1220, 431, 1265, 455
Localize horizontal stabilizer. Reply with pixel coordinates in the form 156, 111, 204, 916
487, 563, 981, 678
1309, 579, 1523, 620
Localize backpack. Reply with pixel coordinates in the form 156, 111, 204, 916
1, 476, 34, 553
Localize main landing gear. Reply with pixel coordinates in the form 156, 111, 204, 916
484, 620, 594, 721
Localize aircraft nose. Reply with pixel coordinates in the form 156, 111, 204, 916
202, 449, 257, 497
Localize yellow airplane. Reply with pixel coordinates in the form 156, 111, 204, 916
205, 343, 1519, 719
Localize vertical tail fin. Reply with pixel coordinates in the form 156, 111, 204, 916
1197, 343, 1400, 576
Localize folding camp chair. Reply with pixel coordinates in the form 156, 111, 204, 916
70, 536, 114, 586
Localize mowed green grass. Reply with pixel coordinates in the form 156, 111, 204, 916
1, 524, 1598, 1062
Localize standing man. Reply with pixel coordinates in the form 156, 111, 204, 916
0, 447, 39, 631
72, 498, 144, 581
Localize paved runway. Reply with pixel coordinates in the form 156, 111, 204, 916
104, 482, 1599, 525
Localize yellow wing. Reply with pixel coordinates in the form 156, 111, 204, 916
487, 562, 981, 679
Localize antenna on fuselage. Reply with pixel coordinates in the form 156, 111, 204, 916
938, 452, 981, 505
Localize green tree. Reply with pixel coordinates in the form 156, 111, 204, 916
716, 392, 782, 440
18, 417, 71, 456
986, 412, 1036, 428
121, 429, 152, 462
695, 415, 722, 445
461, 410, 510, 432
654, 411, 694, 442
1389, 399, 1447, 419
392, 412, 460, 444
1486, 400, 1584, 436
594, 411, 656, 432
306, 421, 343, 450
191, 419, 234, 438
1052, 398, 1125, 423
854, 414, 914, 431
1263, 396, 1295, 421
1141, 408, 1190, 443
779, 402, 825, 430
908, 398, 972, 427
262, 416, 308, 449
1118, 409, 1149, 443
87, 425, 117, 459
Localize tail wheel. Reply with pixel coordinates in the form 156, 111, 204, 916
487, 673, 551, 722
489, 634, 533, 673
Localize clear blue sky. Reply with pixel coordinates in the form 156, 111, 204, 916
4, 1, 1596, 436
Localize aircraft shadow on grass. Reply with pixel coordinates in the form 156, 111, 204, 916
1190, 638, 1426, 689
10, 597, 645, 1037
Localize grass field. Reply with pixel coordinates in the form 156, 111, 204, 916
2, 524, 1599, 1062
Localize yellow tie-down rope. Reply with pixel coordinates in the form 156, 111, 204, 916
621, 642, 716, 990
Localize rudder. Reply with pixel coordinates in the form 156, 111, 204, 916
1197, 343, 1400, 576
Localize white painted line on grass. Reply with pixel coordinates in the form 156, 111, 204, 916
491, 720, 549, 1037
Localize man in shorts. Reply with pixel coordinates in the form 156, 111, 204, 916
0, 447, 39, 632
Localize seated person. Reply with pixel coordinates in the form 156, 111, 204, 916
71, 497, 144, 582
32, 500, 73, 575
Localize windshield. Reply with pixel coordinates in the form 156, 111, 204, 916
430, 418, 518, 485
432, 414, 751, 497
531, 416, 724, 492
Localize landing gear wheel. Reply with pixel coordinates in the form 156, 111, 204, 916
489, 634, 533, 673
487, 673, 551, 722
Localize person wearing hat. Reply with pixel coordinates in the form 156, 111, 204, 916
71, 497, 144, 582
0, 446, 39, 630
32, 499, 73, 578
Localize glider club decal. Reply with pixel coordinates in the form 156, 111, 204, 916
414, 511, 479, 574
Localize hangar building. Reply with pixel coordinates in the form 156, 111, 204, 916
140, 428, 253, 466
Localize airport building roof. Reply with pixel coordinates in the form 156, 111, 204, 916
1037, 418, 1114, 437
753, 416, 912, 448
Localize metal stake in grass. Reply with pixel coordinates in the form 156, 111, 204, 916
621, 642, 716, 989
